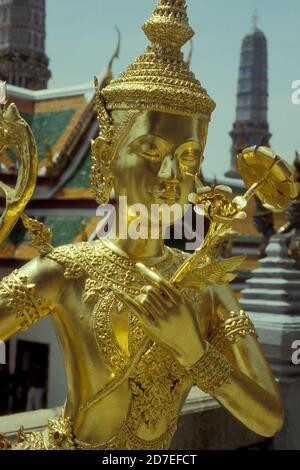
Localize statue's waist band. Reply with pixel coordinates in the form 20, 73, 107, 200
4, 416, 177, 451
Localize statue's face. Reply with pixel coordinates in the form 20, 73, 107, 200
112, 110, 208, 222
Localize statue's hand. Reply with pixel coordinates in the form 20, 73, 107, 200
120, 263, 206, 368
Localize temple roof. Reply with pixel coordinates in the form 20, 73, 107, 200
1, 82, 97, 197
0, 81, 99, 269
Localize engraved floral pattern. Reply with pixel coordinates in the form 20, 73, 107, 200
46, 240, 204, 449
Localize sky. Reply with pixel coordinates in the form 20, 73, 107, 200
46, 0, 300, 179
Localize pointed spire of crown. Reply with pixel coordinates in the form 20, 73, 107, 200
102, 0, 216, 118
142, 0, 194, 49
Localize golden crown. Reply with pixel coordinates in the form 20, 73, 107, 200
101, 0, 216, 120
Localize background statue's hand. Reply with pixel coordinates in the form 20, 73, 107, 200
120, 263, 206, 368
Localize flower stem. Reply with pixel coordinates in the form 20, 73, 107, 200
243, 179, 265, 202
172, 220, 217, 285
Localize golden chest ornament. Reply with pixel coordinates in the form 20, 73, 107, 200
47, 241, 204, 449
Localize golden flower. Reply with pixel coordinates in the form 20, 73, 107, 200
188, 185, 247, 224
237, 146, 299, 210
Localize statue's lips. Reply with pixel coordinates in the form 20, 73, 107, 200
150, 189, 181, 203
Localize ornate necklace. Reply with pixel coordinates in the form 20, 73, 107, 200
48, 240, 184, 375
47, 240, 198, 448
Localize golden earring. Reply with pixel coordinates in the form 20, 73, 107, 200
92, 78, 115, 205
91, 136, 114, 205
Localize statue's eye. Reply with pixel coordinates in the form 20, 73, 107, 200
139, 147, 162, 160
179, 151, 198, 166
128, 137, 164, 161
178, 147, 203, 169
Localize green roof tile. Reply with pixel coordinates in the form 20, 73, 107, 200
22, 109, 76, 162
44, 216, 88, 246
65, 148, 91, 188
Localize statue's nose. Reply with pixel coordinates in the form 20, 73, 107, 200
157, 155, 182, 183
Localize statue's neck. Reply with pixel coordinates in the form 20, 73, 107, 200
103, 236, 166, 262
102, 205, 166, 261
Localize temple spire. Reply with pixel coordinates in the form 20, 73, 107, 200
0, 0, 51, 90
225, 17, 271, 179
251, 10, 259, 32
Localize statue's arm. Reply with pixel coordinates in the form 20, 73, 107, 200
121, 263, 283, 438
192, 284, 284, 438
0, 256, 65, 341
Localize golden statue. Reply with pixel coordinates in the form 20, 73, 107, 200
0, 1, 298, 450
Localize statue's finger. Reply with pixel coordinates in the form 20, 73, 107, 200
139, 290, 168, 319
140, 285, 172, 309
135, 294, 159, 325
113, 290, 147, 317
136, 263, 180, 303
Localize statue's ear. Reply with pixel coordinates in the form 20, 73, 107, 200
91, 136, 113, 177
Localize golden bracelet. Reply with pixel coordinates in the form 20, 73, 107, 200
186, 343, 234, 396
210, 310, 257, 352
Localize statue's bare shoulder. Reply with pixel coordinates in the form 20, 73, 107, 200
0, 250, 67, 340
0, 242, 90, 308
11, 251, 67, 304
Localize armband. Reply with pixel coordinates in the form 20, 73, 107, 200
0, 270, 51, 331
